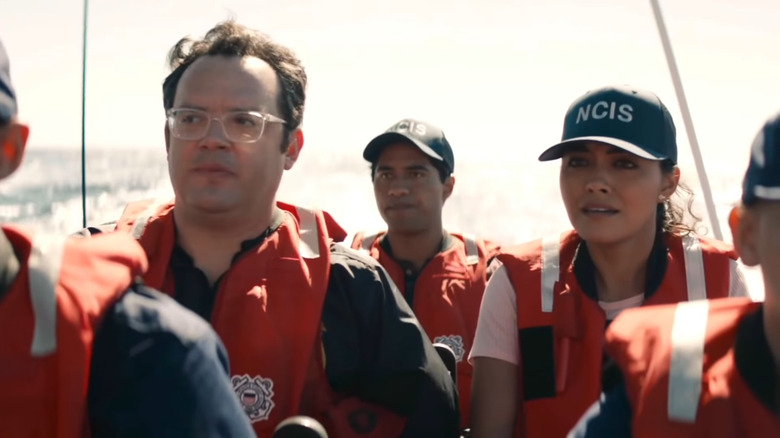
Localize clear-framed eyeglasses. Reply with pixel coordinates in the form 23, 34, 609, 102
166, 108, 287, 143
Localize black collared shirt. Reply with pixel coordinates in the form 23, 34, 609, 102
378, 232, 455, 308
170, 208, 285, 320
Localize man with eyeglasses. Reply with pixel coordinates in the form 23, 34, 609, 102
0, 37, 254, 437
76, 20, 459, 438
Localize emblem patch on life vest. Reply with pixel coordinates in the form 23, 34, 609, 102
433, 335, 465, 362
231, 374, 275, 423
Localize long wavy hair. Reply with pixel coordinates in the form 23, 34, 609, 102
658, 159, 702, 236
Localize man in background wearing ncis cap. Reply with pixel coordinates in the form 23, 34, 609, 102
347, 118, 501, 432
568, 111, 780, 437
0, 37, 254, 437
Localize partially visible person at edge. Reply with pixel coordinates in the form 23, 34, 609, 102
568, 111, 780, 438
74, 21, 459, 438
0, 37, 254, 437
467, 84, 750, 438
347, 118, 500, 430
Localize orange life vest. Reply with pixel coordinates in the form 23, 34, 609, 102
606, 297, 780, 437
115, 200, 406, 438
498, 230, 736, 438
348, 230, 490, 428
0, 225, 147, 438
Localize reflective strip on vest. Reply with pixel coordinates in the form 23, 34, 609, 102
27, 234, 67, 356
296, 207, 320, 259
343, 231, 376, 255
361, 233, 378, 252
129, 199, 169, 240
667, 299, 709, 423
681, 234, 707, 301
462, 234, 479, 266
540, 235, 560, 313
342, 232, 358, 250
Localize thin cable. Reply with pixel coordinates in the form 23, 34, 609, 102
80, 0, 89, 228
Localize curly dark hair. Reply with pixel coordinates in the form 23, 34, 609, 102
162, 20, 306, 149
658, 159, 702, 236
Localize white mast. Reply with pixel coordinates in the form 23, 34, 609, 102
649, 0, 723, 240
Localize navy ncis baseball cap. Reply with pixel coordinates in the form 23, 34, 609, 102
0, 39, 17, 125
539, 85, 678, 164
742, 111, 780, 206
363, 118, 455, 173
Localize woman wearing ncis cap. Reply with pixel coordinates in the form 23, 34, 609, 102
468, 84, 750, 438
568, 110, 780, 438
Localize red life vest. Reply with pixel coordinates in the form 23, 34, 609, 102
606, 297, 780, 437
115, 200, 406, 437
349, 230, 491, 428
498, 230, 736, 438
0, 225, 147, 438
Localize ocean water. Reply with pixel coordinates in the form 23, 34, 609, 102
0, 148, 172, 234
0, 147, 764, 299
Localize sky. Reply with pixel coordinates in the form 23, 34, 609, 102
1, 0, 778, 164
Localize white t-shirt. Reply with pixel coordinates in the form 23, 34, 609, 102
468, 260, 749, 365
